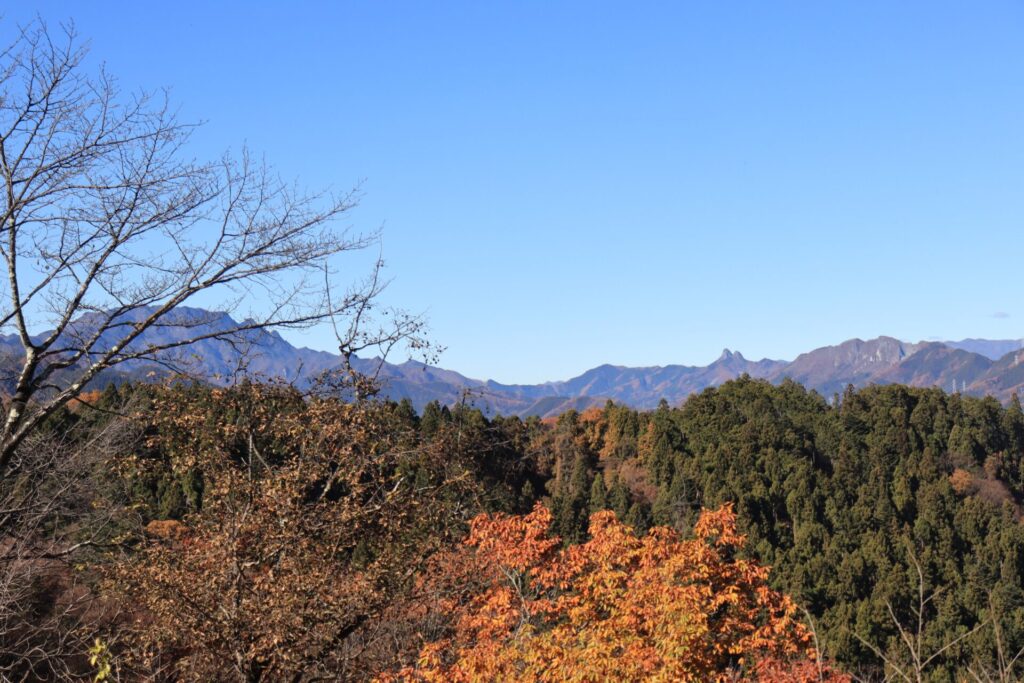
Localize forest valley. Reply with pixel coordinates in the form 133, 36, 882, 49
5, 375, 1024, 681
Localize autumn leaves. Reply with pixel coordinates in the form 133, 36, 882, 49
388, 504, 847, 682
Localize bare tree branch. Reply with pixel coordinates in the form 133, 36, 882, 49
0, 19, 430, 478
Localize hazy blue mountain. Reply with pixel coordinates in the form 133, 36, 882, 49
943, 338, 1024, 360
877, 343, 993, 393
5, 306, 1024, 415
970, 348, 1024, 400
0, 306, 340, 387
770, 337, 926, 397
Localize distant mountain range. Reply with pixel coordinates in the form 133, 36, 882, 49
5, 308, 1024, 417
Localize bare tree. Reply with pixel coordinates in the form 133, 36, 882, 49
0, 19, 424, 480
853, 549, 987, 682
0, 391, 141, 679
965, 596, 1024, 683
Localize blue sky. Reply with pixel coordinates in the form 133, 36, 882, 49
8, 2, 1024, 383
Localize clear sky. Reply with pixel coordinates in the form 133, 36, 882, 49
7, 2, 1024, 383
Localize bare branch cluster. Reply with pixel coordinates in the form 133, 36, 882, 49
0, 391, 141, 679
0, 18, 427, 476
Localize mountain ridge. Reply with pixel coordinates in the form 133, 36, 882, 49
4, 307, 1024, 417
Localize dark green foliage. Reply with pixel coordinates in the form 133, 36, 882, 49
624, 502, 651, 535
129, 467, 204, 522
420, 400, 444, 437
588, 472, 607, 513
530, 378, 1024, 680
395, 397, 419, 428
608, 475, 631, 519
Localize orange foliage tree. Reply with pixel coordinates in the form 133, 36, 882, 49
389, 503, 849, 682
110, 383, 482, 681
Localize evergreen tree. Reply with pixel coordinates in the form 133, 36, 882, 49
608, 474, 630, 519
624, 502, 651, 535
420, 400, 443, 437
588, 472, 607, 513
395, 397, 419, 428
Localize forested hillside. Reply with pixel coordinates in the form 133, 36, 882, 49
12, 377, 1024, 680
537, 378, 1024, 680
